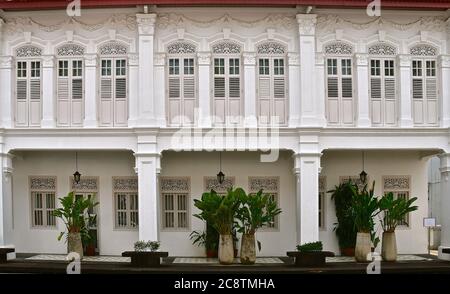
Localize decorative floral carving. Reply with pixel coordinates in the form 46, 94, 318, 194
113, 177, 138, 192
99, 42, 128, 55
212, 42, 241, 54
204, 177, 235, 193
57, 44, 85, 56
368, 43, 397, 56
167, 42, 196, 54
317, 15, 446, 33
16, 45, 42, 57
410, 44, 437, 56
257, 42, 286, 55
72, 177, 98, 192
324, 42, 353, 55
30, 176, 56, 191
297, 14, 317, 35
339, 176, 366, 191
249, 177, 279, 193
383, 176, 410, 190
197, 52, 211, 65
4, 14, 136, 35
160, 177, 190, 192
157, 13, 295, 30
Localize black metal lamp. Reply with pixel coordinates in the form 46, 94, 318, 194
359, 150, 367, 184
73, 152, 81, 184
217, 152, 225, 184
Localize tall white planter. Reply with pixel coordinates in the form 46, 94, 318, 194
218, 234, 234, 265
355, 232, 371, 263
382, 231, 397, 261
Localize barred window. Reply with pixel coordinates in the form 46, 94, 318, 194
160, 177, 190, 230
113, 177, 138, 229
30, 176, 57, 228
383, 176, 411, 227
248, 177, 280, 229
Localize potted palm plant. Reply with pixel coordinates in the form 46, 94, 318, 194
350, 182, 380, 263
236, 189, 281, 264
378, 192, 418, 261
329, 181, 357, 256
52, 192, 98, 260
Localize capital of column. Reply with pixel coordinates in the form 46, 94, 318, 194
197, 52, 211, 65
439, 153, 450, 174
0, 56, 13, 69
288, 53, 300, 66
314, 53, 324, 66
292, 152, 322, 175
134, 152, 161, 174
296, 14, 317, 36
128, 53, 139, 67
84, 54, 98, 67
154, 53, 165, 67
243, 52, 256, 66
397, 54, 412, 68
439, 55, 450, 68
136, 13, 157, 36
42, 55, 55, 68
355, 53, 369, 67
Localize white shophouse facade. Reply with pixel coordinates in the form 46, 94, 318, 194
1, 2, 450, 258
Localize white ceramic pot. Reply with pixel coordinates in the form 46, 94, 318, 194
355, 232, 371, 263
218, 234, 234, 265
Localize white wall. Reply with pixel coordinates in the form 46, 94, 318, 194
320, 150, 429, 254
12, 151, 137, 255
159, 151, 297, 257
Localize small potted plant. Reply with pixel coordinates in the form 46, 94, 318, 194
287, 241, 335, 267
378, 192, 418, 261
122, 241, 169, 267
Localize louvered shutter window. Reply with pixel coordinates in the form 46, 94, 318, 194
412, 59, 438, 125
16, 60, 42, 127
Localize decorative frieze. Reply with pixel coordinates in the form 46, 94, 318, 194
243, 52, 256, 66
397, 54, 412, 67
137, 13, 156, 36
324, 42, 353, 55
167, 42, 196, 54
72, 177, 99, 192
197, 52, 211, 65
212, 42, 241, 54
57, 44, 85, 56
84, 54, 98, 67
368, 43, 397, 56
257, 42, 286, 55
16, 45, 42, 57
204, 176, 235, 193
113, 177, 138, 192
160, 177, 190, 193
383, 176, 410, 190
249, 177, 279, 193
410, 44, 438, 56
30, 176, 57, 191
42, 55, 55, 68
355, 53, 368, 66
99, 41, 128, 55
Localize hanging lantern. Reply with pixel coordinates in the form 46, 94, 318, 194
73, 152, 81, 184
217, 171, 225, 185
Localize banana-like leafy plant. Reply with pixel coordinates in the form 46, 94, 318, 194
378, 192, 418, 232
52, 191, 98, 243
350, 182, 380, 233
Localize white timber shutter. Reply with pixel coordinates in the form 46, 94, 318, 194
370, 59, 397, 126
114, 59, 127, 126
384, 60, 396, 125
16, 61, 28, 126
182, 58, 195, 125
29, 61, 42, 126
258, 58, 271, 124
228, 58, 241, 124
425, 60, 438, 125
340, 58, 353, 125
57, 60, 70, 126
100, 59, 113, 126
71, 60, 84, 126
326, 58, 340, 124
213, 58, 226, 124
273, 58, 287, 125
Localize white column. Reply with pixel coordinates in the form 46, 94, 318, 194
154, 53, 166, 127
0, 146, 14, 252
41, 55, 56, 128
355, 53, 371, 127
128, 53, 139, 127
136, 13, 157, 126
135, 153, 160, 241
288, 53, 300, 127
198, 52, 212, 128
297, 14, 319, 127
293, 153, 321, 245
0, 56, 13, 128
314, 53, 326, 127
83, 54, 98, 128
243, 52, 257, 127
398, 55, 414, 127
438, 153, 450, 260
439, 55, 450, 128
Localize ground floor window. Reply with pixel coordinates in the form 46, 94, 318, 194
113, 177, 138, 229
383, 176, 411, 226
29, 176, 57, 228
249, 176, 280, 229
160, 177, 190, 230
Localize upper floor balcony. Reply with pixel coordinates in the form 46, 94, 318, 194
0, 8, 449, 131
